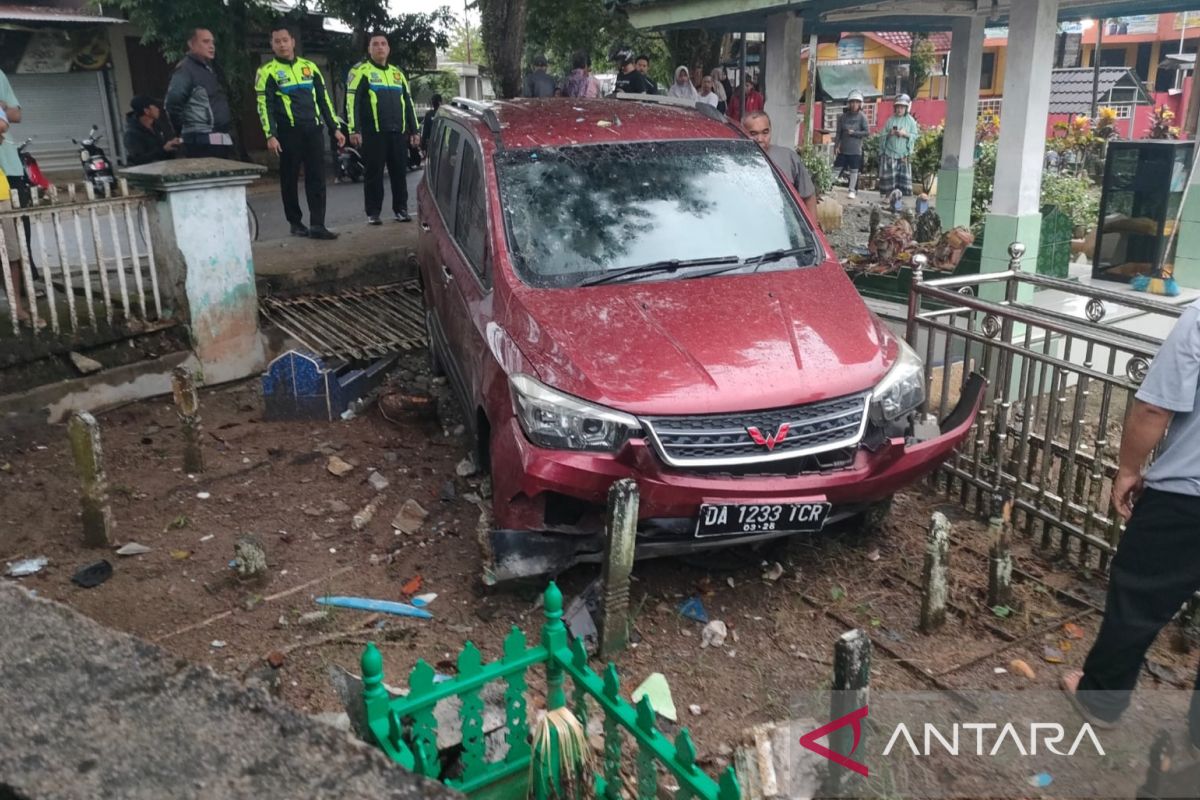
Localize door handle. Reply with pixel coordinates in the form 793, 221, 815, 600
420, 221, 431, 232
440, 265, 454, 283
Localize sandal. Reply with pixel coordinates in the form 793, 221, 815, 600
1059, 670, 1118, 730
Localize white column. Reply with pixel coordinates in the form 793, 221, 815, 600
942, 15, 986, 172
763, 11, 804, 148
990, 0, 1059, 218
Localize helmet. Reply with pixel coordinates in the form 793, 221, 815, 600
847, 89, 864, 103
895, 93, 912, 106
610, 45, 635, 65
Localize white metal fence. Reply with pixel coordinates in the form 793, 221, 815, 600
0, 179, 167, 340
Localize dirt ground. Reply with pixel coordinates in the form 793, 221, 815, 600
2, 358, 1197, 794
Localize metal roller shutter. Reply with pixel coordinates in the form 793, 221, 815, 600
8, 72, 115, 174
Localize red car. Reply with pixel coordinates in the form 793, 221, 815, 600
418, 96, 983, 581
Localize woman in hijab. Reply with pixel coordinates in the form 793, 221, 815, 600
708, 68, 728, 114
667, 65, 698, 100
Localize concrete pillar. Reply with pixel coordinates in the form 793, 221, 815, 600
124, 159, 267, 383
763, 11, 804, 148
1172, 148, 1200, 288
981, 0, 1059, 278
937, 15, 986, 229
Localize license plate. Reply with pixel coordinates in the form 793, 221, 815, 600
694, 502, 831, 538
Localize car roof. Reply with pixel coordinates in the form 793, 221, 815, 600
440, 97, 745, 149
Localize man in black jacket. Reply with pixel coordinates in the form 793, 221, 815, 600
123, 96, 181, 166
165, 28, 234, 158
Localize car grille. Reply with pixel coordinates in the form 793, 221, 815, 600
641, 391, 870, 468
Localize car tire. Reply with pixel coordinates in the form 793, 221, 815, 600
424, 312, 445, 377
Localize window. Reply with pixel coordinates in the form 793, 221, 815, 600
883, 58, 910, 97
495, 139, 818, 289
1098, 48, 1127, 68
980, 52, 996, 91
454, 144, 488, 277
435, 127, 461, 225
426, 120, 442, 188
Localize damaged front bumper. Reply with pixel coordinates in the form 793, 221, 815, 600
485, 373, 986, 583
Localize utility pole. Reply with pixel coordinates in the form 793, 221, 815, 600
464, 0, 472, 64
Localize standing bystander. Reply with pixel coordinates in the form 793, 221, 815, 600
522, 54, 557, 98
743, 111, 816, 216
165, 29, 234, 159
636, 55, 658, 94
877, 94, 918, 198
347, 33, 420, 225
1063, 299, 1200, 756
0, 66, 35, 327
834, 90, 870, 199
255, 23, 345, 240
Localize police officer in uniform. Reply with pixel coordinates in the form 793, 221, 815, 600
346, 32, 420, 224
255, 23, 345, 239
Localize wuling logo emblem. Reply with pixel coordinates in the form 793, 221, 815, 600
746, 423, 790, 451
799, 706, 870, 777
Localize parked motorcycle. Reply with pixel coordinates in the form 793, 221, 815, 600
73, 125, 116, 193
336, 142, 365, 183
16, 138, 50, 192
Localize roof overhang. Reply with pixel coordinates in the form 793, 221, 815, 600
620, 0, 1200, 35
0, 5, 125, 24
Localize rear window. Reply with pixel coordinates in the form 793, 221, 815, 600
495, 139, 817, 288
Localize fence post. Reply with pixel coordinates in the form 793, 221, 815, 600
68, 411, 113, 548
920, 511, 951, 633
172, 367, 203, 474
599, 478, 639, 657
987, 496, 1015, 609
824, 629, 871, 796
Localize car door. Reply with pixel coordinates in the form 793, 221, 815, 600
441, 134, 493, 418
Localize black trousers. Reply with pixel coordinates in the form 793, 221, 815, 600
1079, 488, 1200, 744
181, 136, 234, 160
362, 131, 409, 218
278, 126, 327, 228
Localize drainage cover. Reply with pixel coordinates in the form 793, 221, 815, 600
259, 282, 426, 360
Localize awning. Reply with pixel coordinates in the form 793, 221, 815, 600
0, 5, 125, 24
1048, 67, 1152, 114
1160, 53, 1195, 71
816, 63, 882, 101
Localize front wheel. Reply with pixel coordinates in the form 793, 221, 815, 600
246, 202, 259, 242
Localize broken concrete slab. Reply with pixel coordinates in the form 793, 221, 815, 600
0, 583, 461, 800
734, 719, 824, 800
69, 352, 104, 375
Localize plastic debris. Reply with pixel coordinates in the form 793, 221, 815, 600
316, 595, 432, 620
701, 620, 728, 649
866, 548, 882, 562
1042, 645, 1065, 664
1062, 622, 1086, 640
1028, 773, 1053, 788
327, 455, 354, 477
116, 543, 152, 556
689, 704, 703, 716
632, 673, 677, 721
6, 556, 48, 577
71, 560, 113, 588
211, 640, 227, 649
994, 667, 1008, 674
367, 471, 389, 492
678, 596, 708, 623
400, 575, 423, 596
1009, 659, 1036, 680
299, 610, 330, 626
596, 120, 613, 128
411, 593, 438, 607
352, 496, 386, 531
762, 562, 784, 582
170, 549, 191, 560
196, 491, 211, 500
391, 499, 428, 534
199, 534, 214, 542
726, 577, 735, 589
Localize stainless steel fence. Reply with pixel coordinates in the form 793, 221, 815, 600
0, 179, 166, 339
905, 243, 1183, 571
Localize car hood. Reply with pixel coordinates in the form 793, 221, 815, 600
503, 265, 897, 415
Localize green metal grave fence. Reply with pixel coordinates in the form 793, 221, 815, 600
361, 582, 740, 800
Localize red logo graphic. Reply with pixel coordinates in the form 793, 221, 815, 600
799, 706, 869, 777
746, 423, 790, 451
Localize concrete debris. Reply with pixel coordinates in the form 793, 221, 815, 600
328, 499, 351, 514
440, 480, 456, 502
116, 543, 152, 556
762, 562, 784, 582
311, 712, 352, 732
701, 620, 728, 649
367, 471, 389, 492
6, 557, 48, 577
69, 351, 104, 375
391, 499, 428, 535
326, 456, 354, 477
455, 457, 477, 478
232, 536, 268, 578
689, 704, 703, 716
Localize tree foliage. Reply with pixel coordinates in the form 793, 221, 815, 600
523, 0, 667, 83
907, 32, 936, 98
447, 17, 485, 65
316, 0, 453, 90
662, 29, 720, 85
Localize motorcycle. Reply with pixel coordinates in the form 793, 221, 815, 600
16, 138, 50, 191
336, 142, 365, 183
73, 125, 116, 193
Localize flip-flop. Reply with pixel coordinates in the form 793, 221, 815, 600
1059, 670, 1118, 730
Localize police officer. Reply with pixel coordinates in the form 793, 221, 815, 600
346, 32, 420, 225
255, 23, 345, 239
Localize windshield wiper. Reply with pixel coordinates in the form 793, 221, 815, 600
579, 255, 740, 287
745, 245, 819, 272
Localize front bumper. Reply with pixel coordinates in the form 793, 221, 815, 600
487, 374, 985, 581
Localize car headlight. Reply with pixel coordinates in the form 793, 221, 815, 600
510, 374, 642, 452
872, 340, 926, 421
